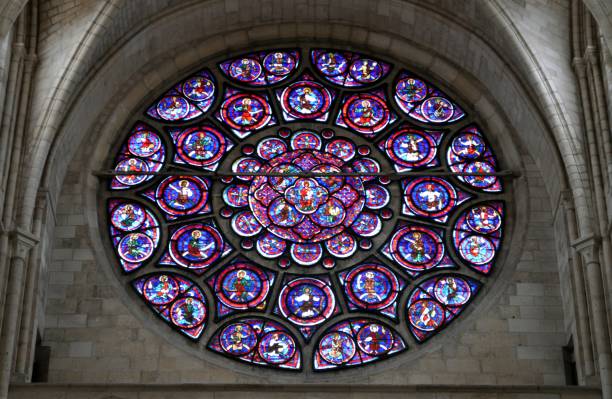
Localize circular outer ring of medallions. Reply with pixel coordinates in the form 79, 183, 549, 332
466, 205, 502, 234
349, 59, 383, 84
110, 202, 146, 232
318, 331, 356, 365
128, 131, 162, 158
462, 161, 498, 189
420, 96, 454, 123
408, 299, 445, 332
256, 233, 287, 258
114, 158, 149, 186
257, 331, 297, 364
384, 127, 437, 169
181, 76, 215, 102
169, 224, 224, 269
221, 93, 271, 131
451, 132, 486, 160
229, 58, 263, 82
278, 277, 335, 326
344, 264, 399, 310
157, 95, 191, 121
395, 77, 428, 103
142, 274, 180, 306
365, 184, 390, 209
170, 297, 207, 329
404, 177, 457, 219
175, 126, 227, 167
281, 81, 332, 120
433, 276, 472, 307
389, 226, 444, 272
342, 94, 390, 134
263, 52, 297, 76
356, 323, 394, 356
315, 52, 349, 77
223, 184, 250, 208
155, 176, 208, 217
215, 263, 270, 310
220, 322, 258, 356
458, 235, 496, 266
117, 233, 154, 263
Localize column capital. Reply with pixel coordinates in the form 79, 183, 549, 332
571, 234, 601, 263
9, 228, 38, 260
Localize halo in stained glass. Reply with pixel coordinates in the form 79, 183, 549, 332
466, 204, 502, 234
408, 299, 445, 331
118, 233, 154, 263
182, 76, 215, 101
280, 80, 333, 121
104, 47, 507, 372
172, 125, 230, 168
319, 331, 356, 365
142, 274, 180, 305
229, 58, 263, 82
220, 323, 258, 355
110, 203, 146, 232
396, 77, 427, 103
263, 52, 297, 76
153, 176, 210, 218
339, 93, 391, 135
356, 323, 394, 356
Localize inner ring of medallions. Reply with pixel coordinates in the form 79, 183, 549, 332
210, 125, 402, 273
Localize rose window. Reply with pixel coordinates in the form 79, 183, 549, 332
102, 48, 506, 372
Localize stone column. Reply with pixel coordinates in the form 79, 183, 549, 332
573, 235, 612, 399
0, 229, 37, 399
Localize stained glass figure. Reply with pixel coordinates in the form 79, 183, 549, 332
217, 89, 275, 138
207, 259, 275, 318
336, 91, 396, 136
406, 274, 480, 342
158, 220, 233, 274
208, 318, 302, 369
339, 262, 406, 319
393, 71, 465, 124
132, 273, 208, 339
141, 176, 211, 219
401, 177, 471, 223
111, 123, 165, 190
277, 75, 335, 122
314, 319, 405, 370
220, 50, 300, 86
381, 223, 455, 277
311, 49, 391, 87
276, 276, 338, 339
146, 70, 215, 121
378, 125, 443, 171
221, 128, 391, 266
105, 47, 507, 372
447, 125, 503, 192
452, 202, 504, 274
168, 125, 233, 170
108, 200, 160, 272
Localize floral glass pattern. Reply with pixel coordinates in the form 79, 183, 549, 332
103, 47, 507, 372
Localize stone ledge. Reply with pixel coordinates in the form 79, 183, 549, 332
8, 383, 602, 394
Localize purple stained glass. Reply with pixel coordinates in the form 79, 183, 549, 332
105, 47, 506, 372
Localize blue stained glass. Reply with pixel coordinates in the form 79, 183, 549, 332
105, 47, 505, 372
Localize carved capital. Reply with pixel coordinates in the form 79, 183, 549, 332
571, 234, 601, 264
9, 228, 38, 260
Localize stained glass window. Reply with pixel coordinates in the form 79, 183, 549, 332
102, 48, 507, 372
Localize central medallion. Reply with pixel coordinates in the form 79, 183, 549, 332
223, 129, 391, 268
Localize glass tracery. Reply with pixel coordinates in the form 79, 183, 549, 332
103, 48, 507, 372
